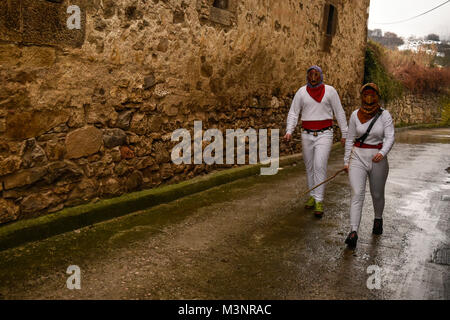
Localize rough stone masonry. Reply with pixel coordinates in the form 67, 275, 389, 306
0, 0, 370, 223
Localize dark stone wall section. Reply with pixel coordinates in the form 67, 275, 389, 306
0, 0, 86, 47
0, 1, 22, 42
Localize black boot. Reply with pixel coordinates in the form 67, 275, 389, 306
372, 218, 383, 235
345, 231, 358, 248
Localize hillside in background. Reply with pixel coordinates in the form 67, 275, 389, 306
364, 39, 450, 126
368, 29, 450, 67
365, 40, 450, 98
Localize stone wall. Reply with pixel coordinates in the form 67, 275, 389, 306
0, 0, 370, 224
383, 94, 443, 126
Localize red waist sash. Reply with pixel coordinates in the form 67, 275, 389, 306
302, 120, 333, 130
354, 141, 383, 149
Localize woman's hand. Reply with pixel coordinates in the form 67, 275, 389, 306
284, 133, 292, 141
344, 164, 349, 173
372, 153, 384, 163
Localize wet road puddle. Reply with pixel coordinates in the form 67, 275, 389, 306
396, 128, 450, 144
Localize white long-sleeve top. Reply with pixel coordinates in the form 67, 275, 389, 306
344, 109, 395, 165
286, 85, 348, 137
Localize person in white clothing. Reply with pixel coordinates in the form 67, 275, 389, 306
284, 66, 348, 218
343, 83, 395, 248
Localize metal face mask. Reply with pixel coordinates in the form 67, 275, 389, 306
306, 65, 324, 88
307, 70, 321, 87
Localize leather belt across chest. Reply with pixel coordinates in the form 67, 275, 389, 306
354, 141, 383, 149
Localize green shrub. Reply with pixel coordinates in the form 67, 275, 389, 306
364, 40, 404, 102
440, 95, 450, 126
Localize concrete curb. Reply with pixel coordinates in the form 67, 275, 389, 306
1, 143, 341, 251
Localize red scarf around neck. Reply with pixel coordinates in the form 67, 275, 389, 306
306, 84, 325, 103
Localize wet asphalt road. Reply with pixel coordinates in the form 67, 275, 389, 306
0, 128, 448, 300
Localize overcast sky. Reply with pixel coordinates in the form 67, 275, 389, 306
368, 0, 450, 40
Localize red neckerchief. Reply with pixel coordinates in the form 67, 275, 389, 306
306, 84, 325, 103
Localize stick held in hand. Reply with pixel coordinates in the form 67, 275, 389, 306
301, 168, 347, 197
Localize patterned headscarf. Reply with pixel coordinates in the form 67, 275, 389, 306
360, 83, 380, 96
306, 65, 324, 88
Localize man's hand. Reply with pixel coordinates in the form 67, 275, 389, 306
372, 153, 384, 163
341, 138, 346, 147
284, 133, 292, 141
344, 164, 349, 173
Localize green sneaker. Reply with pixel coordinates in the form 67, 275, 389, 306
305, 196, 315, 209
314, 201, 324, 218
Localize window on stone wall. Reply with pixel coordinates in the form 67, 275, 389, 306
196, 0, 237, 27
213, 0, 229, 10
322, 3, 338, 52
326, 5, 336, 35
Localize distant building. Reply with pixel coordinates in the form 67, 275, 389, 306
368, 29, 382, 38
399, 38, 442, 54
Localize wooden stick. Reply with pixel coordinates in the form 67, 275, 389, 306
301, 168, 347, 197
288, 138, 355, 197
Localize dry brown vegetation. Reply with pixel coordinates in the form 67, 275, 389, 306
382, 44, 450, 94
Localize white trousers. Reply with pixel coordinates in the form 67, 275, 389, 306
348, 147, 389, 232
301, 130, 334, 202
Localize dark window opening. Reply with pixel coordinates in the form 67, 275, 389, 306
213, 0, 229, 10
198, 0, 236, 27
322, 3, 338, 52
326, 5, 335, 36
